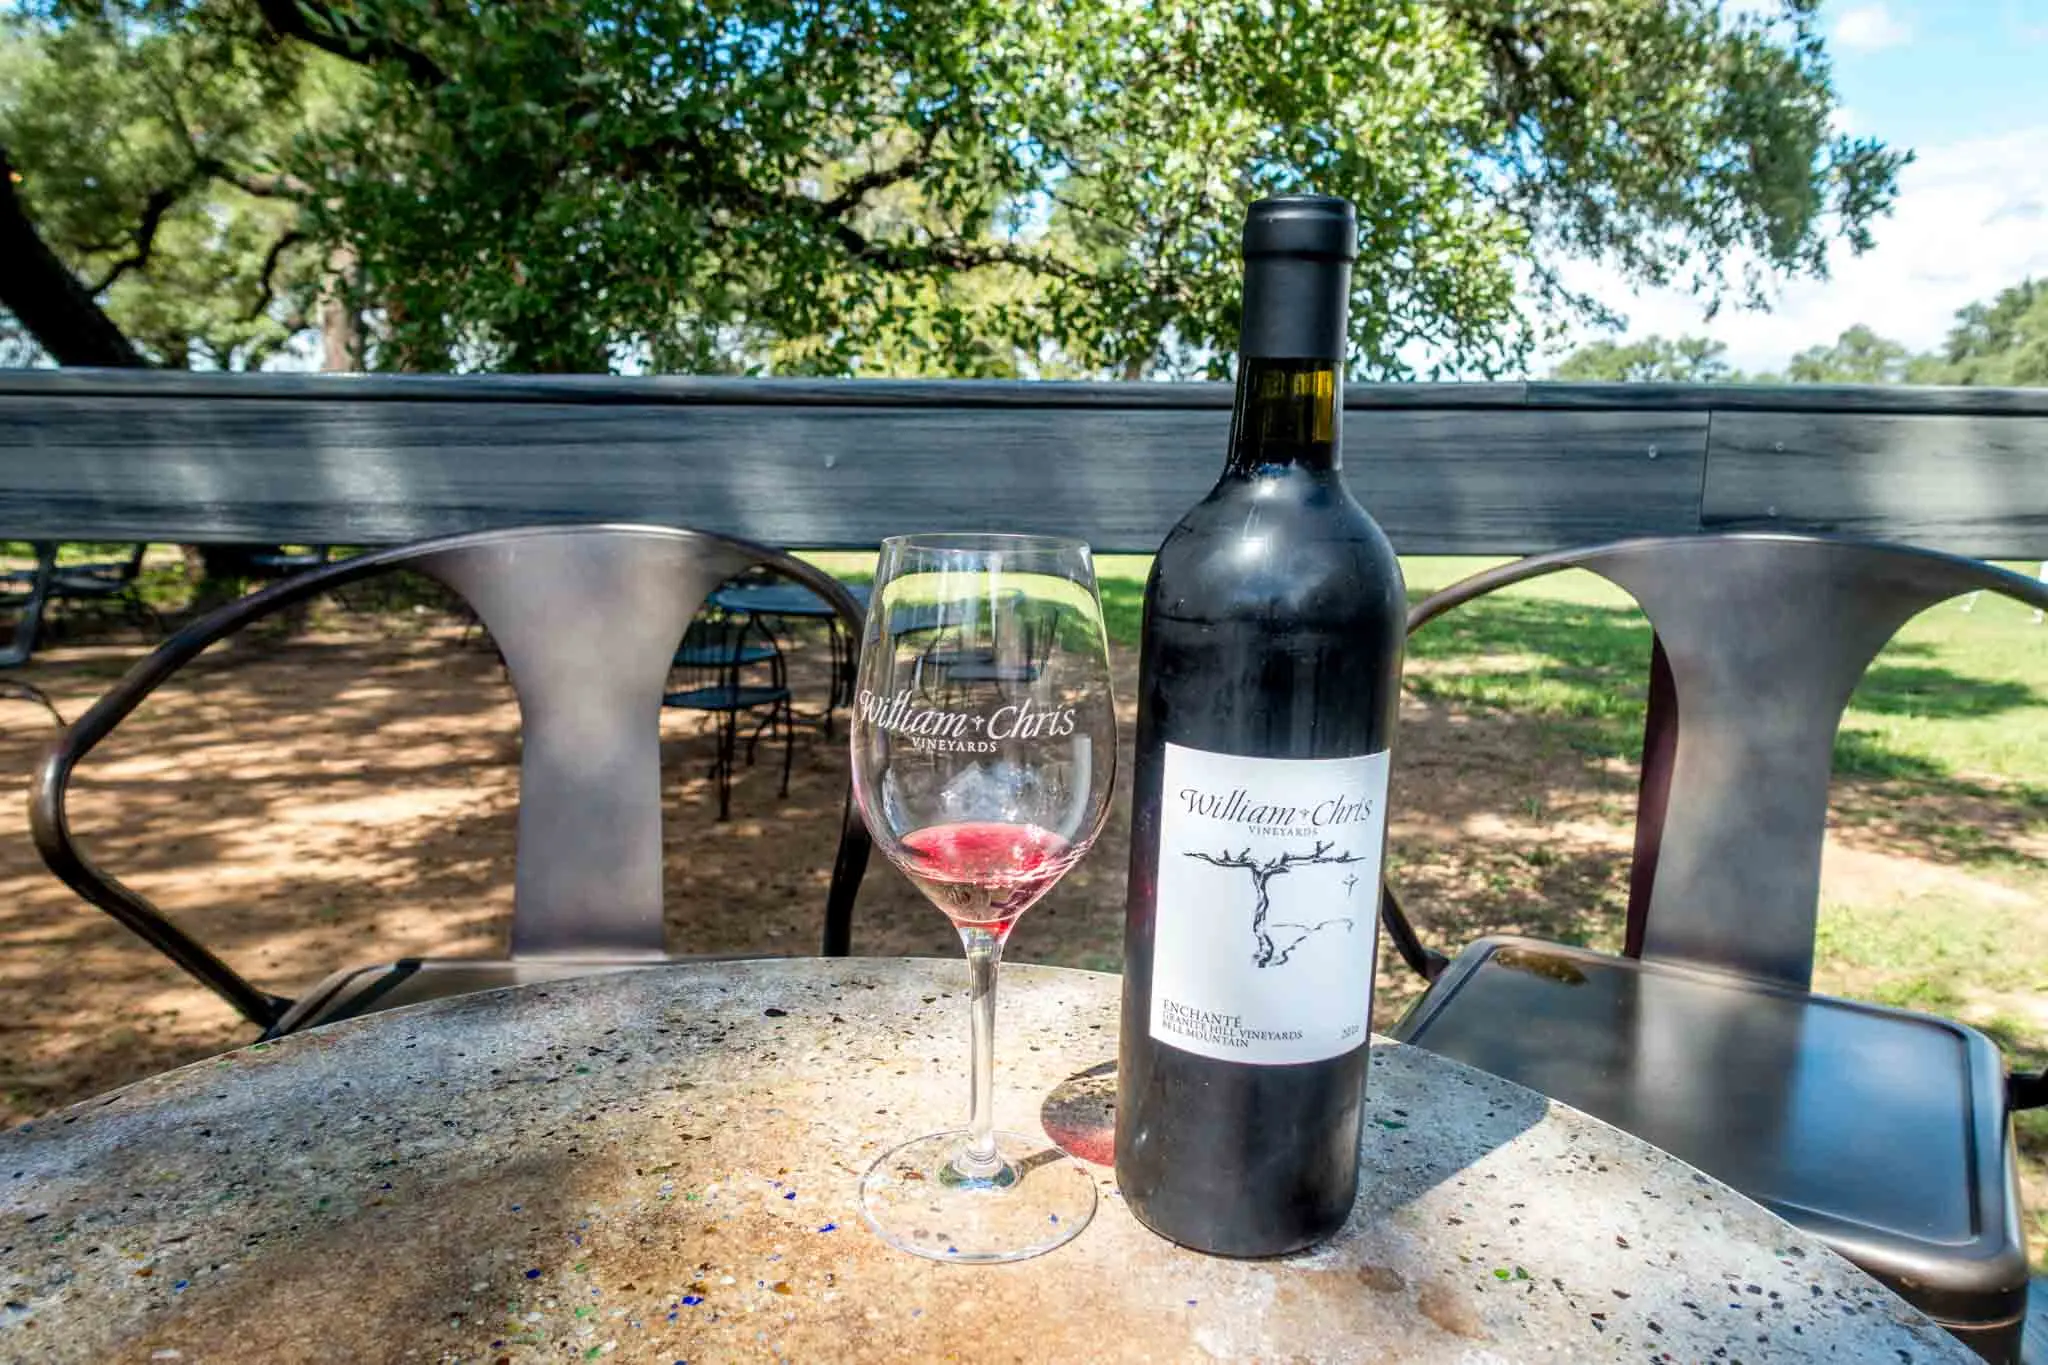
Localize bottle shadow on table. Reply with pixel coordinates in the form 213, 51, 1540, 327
1035, 1047, 1548, 1226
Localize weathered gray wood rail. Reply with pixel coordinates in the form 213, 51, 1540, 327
2, 369, 2046, 556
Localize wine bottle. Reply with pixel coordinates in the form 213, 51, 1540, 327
1115, 194, 1406, 1256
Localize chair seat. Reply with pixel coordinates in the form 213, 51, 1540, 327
673, 642, 779, 668
662, 683, 790, 711
49, 572, 134, 597
269, 953, 776, 1036
247, 552, 327, 573
1393, 936, 2028, 1351
944, 660, 1043, 684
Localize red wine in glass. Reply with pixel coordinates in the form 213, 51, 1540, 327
895, 821, 1077, 932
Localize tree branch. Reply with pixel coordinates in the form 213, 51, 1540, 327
199, 160, 315, 201
620, 132, 1079, 282
818, 211, 1079, 279
86, 174, 203, 294
0, 145, 148, 367
155, 82, 314, 202
817, 157, 924, 218
818, 124, 944, 218
159, 84, 315, 205
246, 230, 310, 321
254, 0, 448, 88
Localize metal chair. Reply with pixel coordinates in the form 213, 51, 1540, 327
663, 609, 794, 821
31, 524, 872, 1041
1382, 532, 2047, 1362
244, 545, 333, 577
0, 541, 64, 724
45, 542, 160, 636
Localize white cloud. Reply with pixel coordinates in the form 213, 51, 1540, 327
1545, 125, 2048, 375
1832, 3, 1913, 52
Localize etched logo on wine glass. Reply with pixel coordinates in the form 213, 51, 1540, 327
854, 687, 1078, 754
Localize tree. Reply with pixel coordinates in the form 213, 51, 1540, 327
0, 142, 145, 366
1551, 335, 1737, 383
1924, 280, 2048, 388
1782, 323, 1914, 384
6, 0, 1903, 378
0, 9, 364, 370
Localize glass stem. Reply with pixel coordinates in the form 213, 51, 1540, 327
956, 926, 1005, 1177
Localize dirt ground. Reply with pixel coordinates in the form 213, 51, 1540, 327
0, 607, 1623, 1121
0, 603, 2039, 1266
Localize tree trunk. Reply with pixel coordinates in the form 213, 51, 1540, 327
0, 144, 147, 368
0, 145, 287, 621
319, 242, 362, 372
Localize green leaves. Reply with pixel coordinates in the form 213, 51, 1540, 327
1552, 336, 1737, 384
1934, 281, 2048, 388
2, 7, 337, 367
7, 0, 1898, 379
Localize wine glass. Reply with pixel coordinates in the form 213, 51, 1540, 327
850, 533, 1118, 1262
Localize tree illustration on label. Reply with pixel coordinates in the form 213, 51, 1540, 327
1184, 840, 1364, 967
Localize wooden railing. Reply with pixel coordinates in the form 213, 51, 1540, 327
3, 370, 2046, 556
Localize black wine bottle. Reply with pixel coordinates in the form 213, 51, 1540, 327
1115, 195, 1405, 1257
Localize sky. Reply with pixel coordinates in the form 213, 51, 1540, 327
1545, 0, 2048, 375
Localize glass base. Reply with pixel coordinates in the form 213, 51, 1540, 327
858, 1128, 1098, 1264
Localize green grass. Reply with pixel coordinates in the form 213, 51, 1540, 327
1817, 893, 2044, 1000
1395, 556, 2048, 786
800, 549, 1152, 644
813, 550, 2048, 791
809, 546, 2048, 816
796, 551, 878, 582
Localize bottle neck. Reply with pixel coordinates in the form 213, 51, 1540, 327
1226, 357, 1342, 475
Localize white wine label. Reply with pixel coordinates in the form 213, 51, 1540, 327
1150, 742, 1389, 1065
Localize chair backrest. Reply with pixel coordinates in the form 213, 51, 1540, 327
0, 542, 58, 669
109, 542, 148, 583
1408, 533, 2048, 989
32, 524, 869, 1030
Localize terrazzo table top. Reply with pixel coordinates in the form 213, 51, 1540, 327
2, 958, 1968, 1363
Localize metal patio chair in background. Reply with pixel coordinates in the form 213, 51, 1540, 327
1379, 533, 2048, 1361
942, 596, 1061, 685
705, 572, 871, 735
0, 541, 64, 725
663, 608, 794, 821
45, 542, 160, 637
31, 524, 872, 1041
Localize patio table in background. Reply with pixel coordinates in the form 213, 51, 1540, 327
0, 959, 1969, 1362
710, 578, 872, 727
